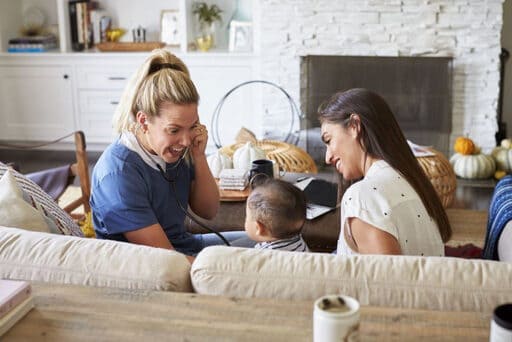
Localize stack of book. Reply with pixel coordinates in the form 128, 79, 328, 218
69, 0, 101, 51
0, 280, 34, 337
8, 35, 57, 53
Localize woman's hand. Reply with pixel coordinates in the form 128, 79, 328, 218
190, 123, 208, 160
187, 122, 219, 219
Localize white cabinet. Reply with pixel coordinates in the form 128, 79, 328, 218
74, 61, 140, 143
186, 55, 260, 147
70, 53, 258, 149
0, 64, 74, 141
0, 1, 261, 150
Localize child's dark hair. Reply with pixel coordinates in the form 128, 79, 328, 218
247, 178, 307, 239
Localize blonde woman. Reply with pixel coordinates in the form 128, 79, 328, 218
91, 49, 252, 261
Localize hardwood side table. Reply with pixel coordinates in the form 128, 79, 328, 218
4, 283, 492, 341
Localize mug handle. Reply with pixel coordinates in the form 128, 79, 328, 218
249, 166, 258, 180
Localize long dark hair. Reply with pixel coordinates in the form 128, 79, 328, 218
318, 88, 451, 242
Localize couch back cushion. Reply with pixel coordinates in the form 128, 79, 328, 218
191, 246, 512, 312
0, 226, 192, 292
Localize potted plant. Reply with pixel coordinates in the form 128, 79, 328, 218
192, 2, 222, 51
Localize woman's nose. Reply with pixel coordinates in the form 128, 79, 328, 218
325, 148, 333, 165
180, 132, 192, 146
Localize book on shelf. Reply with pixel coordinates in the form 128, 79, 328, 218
7, 35, 57, 52
0, 280, 34, 337
8, 35, 57, 44
7, 46, 56, 53
69, 0, 100, 51
8, 34, 58, 53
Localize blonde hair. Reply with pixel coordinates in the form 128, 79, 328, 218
113, 49, 200, 133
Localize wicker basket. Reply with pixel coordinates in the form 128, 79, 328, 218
220, 140, 318, 174
416, 149, 456, 208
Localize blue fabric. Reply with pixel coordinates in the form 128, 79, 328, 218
482, 175, 512, 260
164, 231, 253, 256
91, 140, 202, 253
26, 165, 72, 200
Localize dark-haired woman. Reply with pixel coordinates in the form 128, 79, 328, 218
319, 88, 451, 256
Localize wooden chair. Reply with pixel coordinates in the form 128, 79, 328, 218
62, 131, 91, 219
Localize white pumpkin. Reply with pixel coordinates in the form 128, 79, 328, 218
492, 147, 512, 173
450, 153, 496, 179
501, 138, 512, 149
207, 151, 233, 178
232, 142, 266, 172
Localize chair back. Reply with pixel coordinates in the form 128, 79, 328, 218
62, 131, 91, 217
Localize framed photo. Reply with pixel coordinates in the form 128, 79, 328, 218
229, 20, 252, 52
161, 10, 181, 46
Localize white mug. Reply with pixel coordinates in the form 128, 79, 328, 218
313, 294, 360, 342
490, 303, 512, 342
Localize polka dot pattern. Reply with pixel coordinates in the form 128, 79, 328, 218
336, 160, 444, 257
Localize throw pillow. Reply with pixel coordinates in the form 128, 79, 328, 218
0, 170, 51, 232
0, 162, 83, 236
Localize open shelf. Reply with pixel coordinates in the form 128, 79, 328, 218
0, 0, 256, 54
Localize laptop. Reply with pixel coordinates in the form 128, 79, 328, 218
294, 177, 338, 219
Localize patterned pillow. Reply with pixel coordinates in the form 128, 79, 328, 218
0, 162, 83, 236
0, 170, 52, 232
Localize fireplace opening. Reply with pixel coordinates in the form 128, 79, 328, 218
299, 55, 453, 166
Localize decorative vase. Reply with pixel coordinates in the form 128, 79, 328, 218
195, 22, 216, 52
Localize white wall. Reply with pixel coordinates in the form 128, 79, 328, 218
257, 0, 504, 153
502, 0, 512, 141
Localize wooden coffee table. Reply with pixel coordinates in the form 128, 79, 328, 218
3, 283, 491, 341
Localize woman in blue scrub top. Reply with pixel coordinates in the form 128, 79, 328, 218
90, 49, 252, 262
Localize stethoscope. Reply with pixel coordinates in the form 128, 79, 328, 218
135, 132, 230, 246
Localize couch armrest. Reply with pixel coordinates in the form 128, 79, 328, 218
0, 226, 192, 292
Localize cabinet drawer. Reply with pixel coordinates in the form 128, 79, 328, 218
76, 65, 135, 89
77, 90, 120, 142
78, 90, 122, 113
79, 115, 115, 143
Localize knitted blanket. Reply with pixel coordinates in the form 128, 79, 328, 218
482, 175, 512, 260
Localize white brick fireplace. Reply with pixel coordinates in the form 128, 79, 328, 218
256, 0, 504, 154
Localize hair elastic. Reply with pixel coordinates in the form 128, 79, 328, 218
149, 63, 180, 74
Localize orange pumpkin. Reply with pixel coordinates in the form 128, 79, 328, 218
454, 137, 475, 155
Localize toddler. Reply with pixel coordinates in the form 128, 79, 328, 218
245, 178, 310, 252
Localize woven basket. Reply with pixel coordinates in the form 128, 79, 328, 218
220, 140, 318, 174
416, 149, 456, 208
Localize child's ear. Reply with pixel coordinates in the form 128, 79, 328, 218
255, 220, 270, 237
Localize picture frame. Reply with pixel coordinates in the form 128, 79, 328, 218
229, 20, 252, 52
160, 9, 181, 46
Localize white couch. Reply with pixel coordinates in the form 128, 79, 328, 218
1, 163, 511, 313
191, 245, 512, 313
1, 223, 512, 313
0, 226, 192, 292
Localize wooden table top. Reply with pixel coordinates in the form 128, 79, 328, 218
4, 283, 492, 341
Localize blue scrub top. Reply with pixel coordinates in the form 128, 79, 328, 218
90, 140, 199, 251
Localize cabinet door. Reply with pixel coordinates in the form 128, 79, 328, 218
0, 66, 74, 141
188, 62, 257, 149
